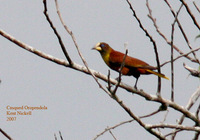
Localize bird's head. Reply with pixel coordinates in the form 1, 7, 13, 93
92, 42, 112, 55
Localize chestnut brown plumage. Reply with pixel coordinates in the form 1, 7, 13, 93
92, 42, 169, 88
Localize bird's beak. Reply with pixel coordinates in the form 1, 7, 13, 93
92, 44, 102, 51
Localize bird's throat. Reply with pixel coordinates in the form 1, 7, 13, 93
100, 51, 110, 66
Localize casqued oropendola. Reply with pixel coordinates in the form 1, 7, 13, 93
92, 42, 169, 88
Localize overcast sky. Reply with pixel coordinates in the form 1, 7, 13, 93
1, 0, 200, 140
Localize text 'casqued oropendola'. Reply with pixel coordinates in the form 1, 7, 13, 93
92, 42, 169, 88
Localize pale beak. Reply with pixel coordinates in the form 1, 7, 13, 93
91, 45, 102, 51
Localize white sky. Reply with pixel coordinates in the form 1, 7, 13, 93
0, 0, 200, 140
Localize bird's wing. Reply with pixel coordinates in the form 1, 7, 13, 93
109, 50, 156, 70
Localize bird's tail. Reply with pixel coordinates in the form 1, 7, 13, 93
146, 69, 169, 80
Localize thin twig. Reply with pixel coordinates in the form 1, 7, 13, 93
43, 0, 73, 65
170, 3, 182, 102
165, 129, 182, 138
59, 131, 63, 140
196, 103, 200, 119
179, 0, 200, 30
139, 103, 168, 119
193, 131, 200, 140
161, 109, 169, 123
161, 47, 200, 67
170, 15, 175, 102
107, 70, 112, 91
93, 119, 133, 140
0, 128, 13, 140
128, 0, 162, 96
54, 0, 112, 97
194, 103, 200, 139
108, 129, 117, 140
54, 133, 57, 140
112, 49, 128, 95
186, 87, 200, 116
193, 1, 200, 13
139, 109, 160, 119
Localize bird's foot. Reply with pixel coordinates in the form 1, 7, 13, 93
134, 85, 138, 90
115, 77, 120, 81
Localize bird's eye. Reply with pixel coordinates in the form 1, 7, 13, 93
100, 44, 105, 47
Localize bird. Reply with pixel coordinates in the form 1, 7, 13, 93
92, 42, 169, 88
